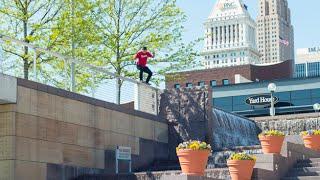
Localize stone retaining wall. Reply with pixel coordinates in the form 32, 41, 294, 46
252, 113, 320, 134
0, 76, 168, 179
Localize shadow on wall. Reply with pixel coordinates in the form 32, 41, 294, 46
159, 86, 261, 161
159, 87, 211, 160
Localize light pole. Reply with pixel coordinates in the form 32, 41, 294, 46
268, 83, 277, 116
313, 103, 320, 116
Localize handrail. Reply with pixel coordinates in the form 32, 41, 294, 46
0, 34, 159, 91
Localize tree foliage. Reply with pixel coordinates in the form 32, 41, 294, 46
0, 0, 201, 95
0, 0, 62, 79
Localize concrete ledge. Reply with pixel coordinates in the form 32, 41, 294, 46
16, 77, 166, 123
253, 154, 289, 180
0, 73, 17, 104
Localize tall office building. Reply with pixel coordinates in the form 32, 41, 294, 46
257, 0, 294, 64
202, 0, 260, 69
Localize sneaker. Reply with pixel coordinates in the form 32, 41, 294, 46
144, 82, 151, 85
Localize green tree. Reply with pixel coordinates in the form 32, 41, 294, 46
0, 0, 62, 79
93, 0, 200, 103
42, 0, 103, 93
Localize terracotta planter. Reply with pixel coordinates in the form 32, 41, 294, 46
176, 149, 210, 176
302, 135, 320, 151
227, 160, 255, 180
259, 135, 285, 154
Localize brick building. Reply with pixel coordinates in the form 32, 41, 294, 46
166, 60, 293, 89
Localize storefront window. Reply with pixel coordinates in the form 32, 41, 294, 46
291, 99, 312, 106
291, 90, 311, 100
275, 92, 290, 101
311, 88, 320, 98
213, 97, 232, 107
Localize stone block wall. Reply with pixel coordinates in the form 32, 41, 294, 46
252, 113, 320, 135
0, 76, 168, 180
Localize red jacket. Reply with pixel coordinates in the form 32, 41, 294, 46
135, 51, 153, 67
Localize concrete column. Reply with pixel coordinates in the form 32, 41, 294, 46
222, 25, 226, 45
231, 24, 234, 46
217, 26, 221, 46
226, 25, 229, 46
212, 27, 215, 47
134, 83, 158, 115
0, 74, 17, 104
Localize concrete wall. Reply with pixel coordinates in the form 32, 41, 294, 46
0, 77, 168, 180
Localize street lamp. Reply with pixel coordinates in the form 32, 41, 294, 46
313, 103, 320, 112
268, 83, 277, 116
314, 103, 320, 119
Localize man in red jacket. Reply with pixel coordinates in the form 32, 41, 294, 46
134, 47, 154, 85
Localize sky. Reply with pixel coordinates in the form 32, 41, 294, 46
177, 0, 320, 51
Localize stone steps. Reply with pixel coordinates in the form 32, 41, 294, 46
281, 176, 320, 180
135, 169, 230, 180
295, 162, 320, 168
286, 171, 320, 177
291, 167, 320, 172
282, 158, 320, 180
298, 158, 320, 163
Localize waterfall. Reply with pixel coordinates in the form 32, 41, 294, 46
211, 108, 260, 150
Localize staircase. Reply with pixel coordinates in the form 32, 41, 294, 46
282, 158, 320, 180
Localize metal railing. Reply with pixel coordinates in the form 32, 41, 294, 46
0, 34, 160, 115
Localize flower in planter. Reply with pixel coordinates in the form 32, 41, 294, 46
228, 152, 256, 161
259, 130, 285, 137
300, 130, 320, 136
259, 130, 285, 154
227, 152, 256, 180
300, 130, 320, 151
176, 140, 212, 151
176, 140, 212, 176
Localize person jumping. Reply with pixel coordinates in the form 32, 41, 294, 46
134, 47, 154, 85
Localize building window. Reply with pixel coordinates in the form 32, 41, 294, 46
198, 81, 205, 87
186, 83, 193, 88
174, 84, 180, 89
210, 80, 217, 87
222, 79, 229, 85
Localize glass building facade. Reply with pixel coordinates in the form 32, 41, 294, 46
212, 77, 320, 117
295, 62, 320, 78
213, 88, 320, 116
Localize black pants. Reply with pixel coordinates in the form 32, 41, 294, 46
137, 65, 153, 83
